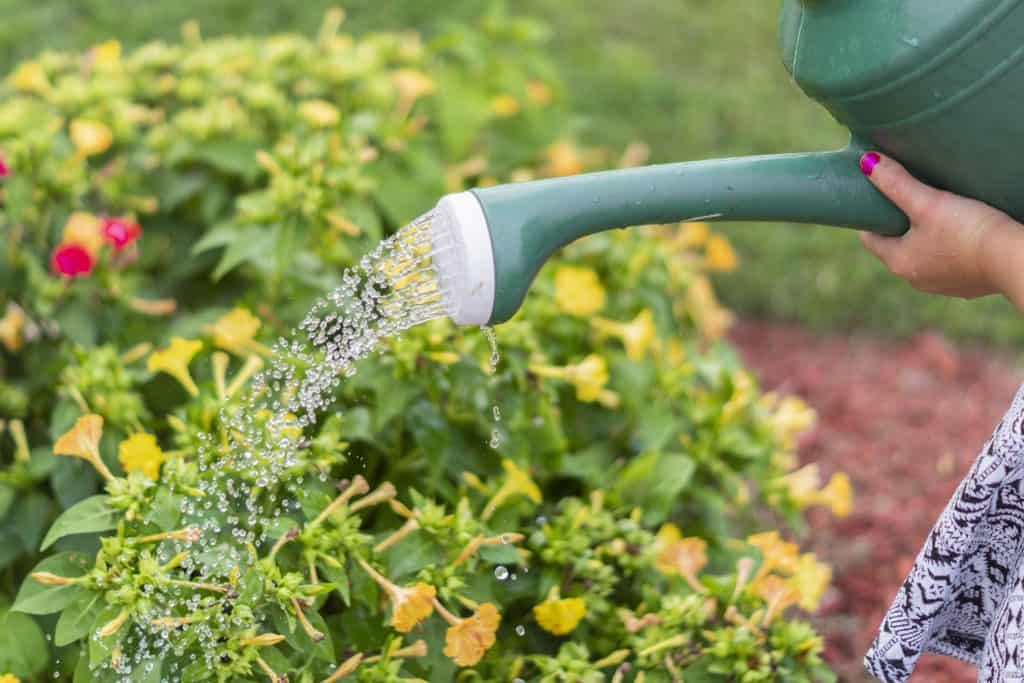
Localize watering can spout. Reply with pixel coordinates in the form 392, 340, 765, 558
431, 138, 908, 326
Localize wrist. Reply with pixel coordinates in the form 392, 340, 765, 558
983, 218, 1024, 310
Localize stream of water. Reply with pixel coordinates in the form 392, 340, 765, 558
110, 211, 467, 678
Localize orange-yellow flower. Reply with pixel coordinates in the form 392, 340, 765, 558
392, 69, 435, 102
62, 212, 104, 256
490, 95, 520, 118
481, 459, 542, 520
789, 553, 832, 612
390, 583, 436, 632
442, 603, 500, 667
591, 309, 657, 360
0, 302, 26, 352
300, 99, 340, 127
8, 61, 48, 93
54, 414, 113, 481
70, 119, 113, 157
526, 80, 553, 105
118, 432, 166, 480
0, 674, 22, 683
653, 523, 708, 593
534, 597, 586, 636
747, 530, 800, 578
753, 574, 801, 624
545, 141, 584, 177
147, 338, 203, 396
206, 308, 269, 357
355, 559, 435, 633
90, 40, 122, 67
553, 265, 606, 317
705, 234, 739, 272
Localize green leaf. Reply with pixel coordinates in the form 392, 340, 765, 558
614, 451, 697, 525
192, 222, 243, 255
211, 226, 278, 280
13, 551, 91, 614
0, 606, 49, 677
11, 492, 55, 554
0, 526, 25, 570
384, 532, 438, 581
0, 482, 14, 519
185, 139, 264, 180
88, 605, 125, 667
41, 495, 117, 551
318, 560, 350, 606
55, 590, 104, 646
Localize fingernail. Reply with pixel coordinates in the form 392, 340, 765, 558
860, 152, 881, 177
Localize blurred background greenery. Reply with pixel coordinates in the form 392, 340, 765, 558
2, 0, 1020, 347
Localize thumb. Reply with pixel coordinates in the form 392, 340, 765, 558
859, 151, 942, 223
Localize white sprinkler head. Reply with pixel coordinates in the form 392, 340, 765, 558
430, 191, 496, 326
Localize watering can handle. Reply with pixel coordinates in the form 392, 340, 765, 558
472, 136, 910, 323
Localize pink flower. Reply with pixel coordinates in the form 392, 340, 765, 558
102, 217, 142, 250
51, 243, 95, 278
0, 154, 9, 178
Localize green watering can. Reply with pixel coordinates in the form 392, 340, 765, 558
429, 0, 1024, 326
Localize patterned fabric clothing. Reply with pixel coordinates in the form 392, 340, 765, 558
864, 381, 1024, 682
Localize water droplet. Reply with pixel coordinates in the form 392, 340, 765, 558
494, 566, 509, 581
515, 625, 525, 636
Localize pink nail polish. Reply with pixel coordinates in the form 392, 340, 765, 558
860, 152, 881, 177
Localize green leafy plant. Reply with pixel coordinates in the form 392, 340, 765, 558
0, 6, 847, 682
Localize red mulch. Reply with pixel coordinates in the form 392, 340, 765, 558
728, 318, 1024, 683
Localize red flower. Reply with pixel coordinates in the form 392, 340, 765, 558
101, 217, 142, 250
51, 243, 95, 277
0, 155, 9, 178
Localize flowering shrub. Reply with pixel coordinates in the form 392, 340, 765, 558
0, 6, 849, 682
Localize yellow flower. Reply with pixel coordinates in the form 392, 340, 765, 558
9, 61, 48, 93
721, 369, 755, 422
300, 99, 340, 127
565, 355, 611, 403
391, 583, 436, 633
753, 574, 801, 624
443, 603, 501, 667
686, 275, 733, 340
705, 234, 739, 272
822, 472, 853, 518
529, 354, 618, 406
118, 432, 166, 480
207, 308, 269, 357
0, 674, 21, 683
91, 40, 122, 67
775, 463, 822, 508
591, 309, 657, 361
392, 69, 435, 102
761, 393, 817, 449
54, 414, 114, 481
747, 530, 799, 577
526, 80, 553, 105
62, 212, 104, 256
678, 221, 710, 249
534, 597, 586, 636
553, 265, 606, 317
355, 559, 436, 633
490, 95, 520, 118
0, 303, 26, 352
70, 119, 113, 157
789, 553, 832, 612
482, 459, 542, 520
545, 141, 584, 177
653, 523, 708, 593
148, 338, 203, 396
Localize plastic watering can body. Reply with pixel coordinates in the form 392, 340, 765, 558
434, 0, 1024, 325
780, 0, 1024, 228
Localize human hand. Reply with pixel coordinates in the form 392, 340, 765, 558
857, 151, 1024, 302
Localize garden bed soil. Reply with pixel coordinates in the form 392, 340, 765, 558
729, 318, 1024, 683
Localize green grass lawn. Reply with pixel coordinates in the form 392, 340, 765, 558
2, 0, 1021, 348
